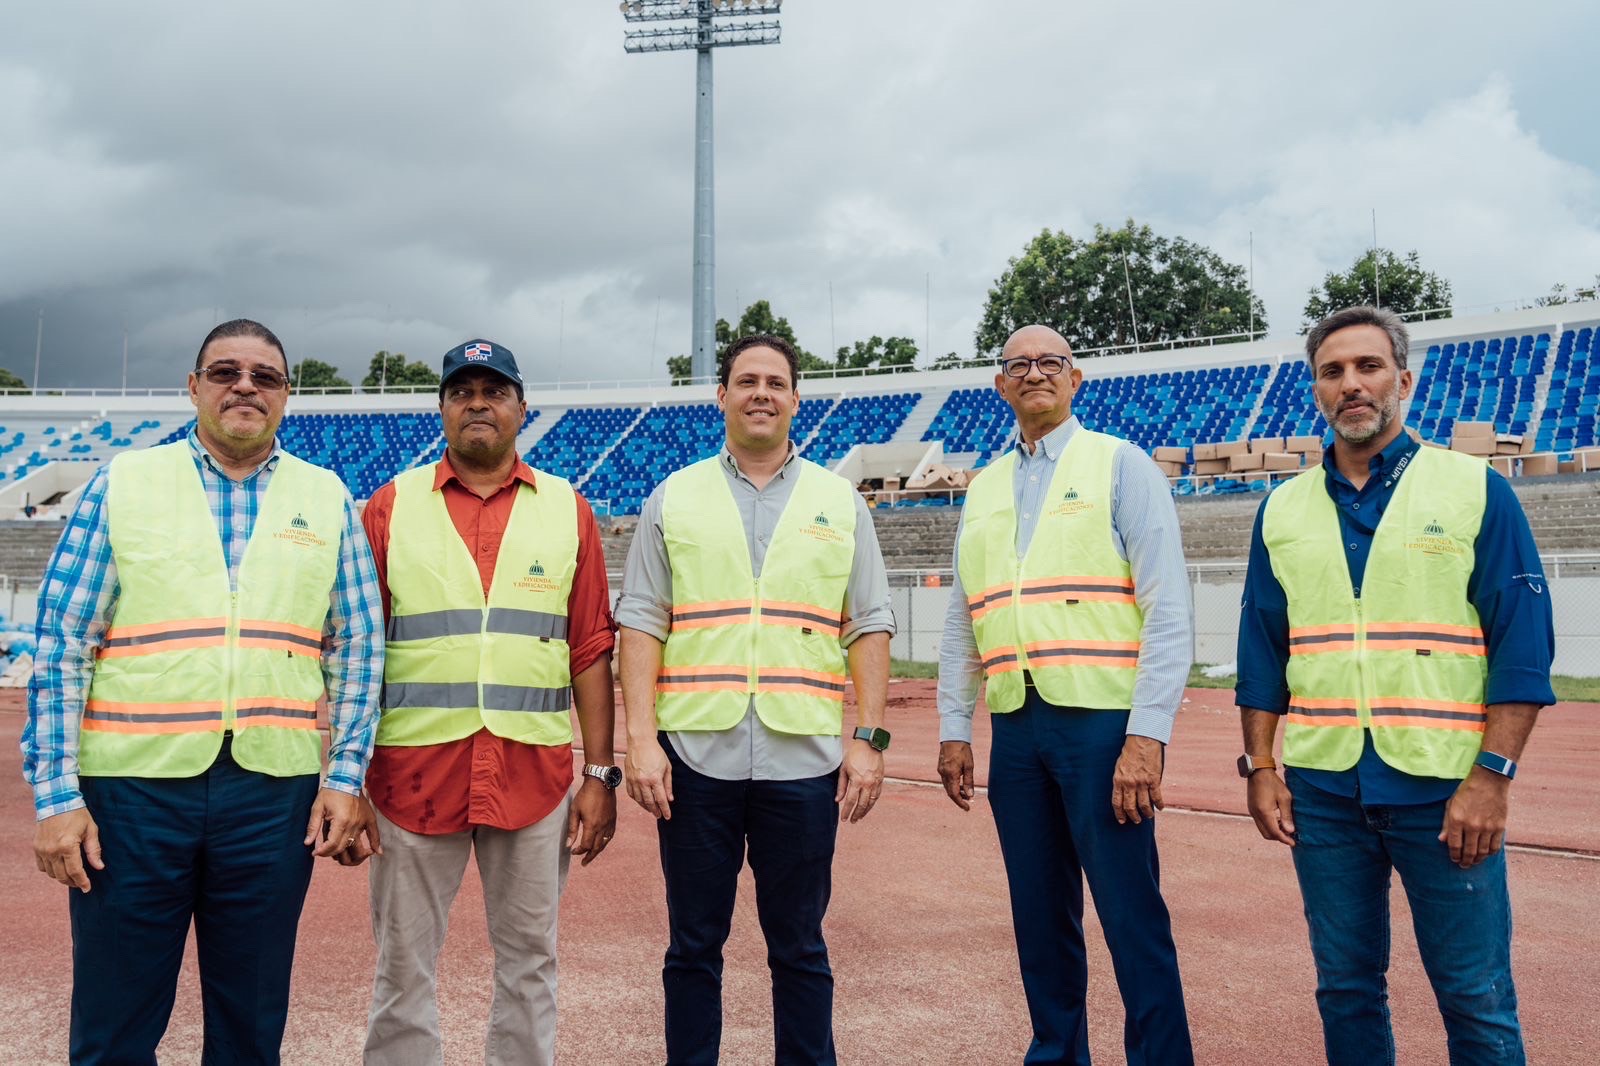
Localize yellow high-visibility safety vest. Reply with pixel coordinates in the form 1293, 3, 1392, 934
656, 456, 856, 736
81, 441, 343, 778
1262, 445, 1489, 778
958, 428, 1144, 713
378, 464, 577, 748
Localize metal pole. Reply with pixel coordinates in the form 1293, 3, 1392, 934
1371, 209, 1381, 309
1121, 253, 1142, 352
829, 281, 836, 359
690, 0, 716, 382
925, 272, 930, 361
33, 308, 43, 395
1248, 232, 1255, 340
122, 327, 129, 394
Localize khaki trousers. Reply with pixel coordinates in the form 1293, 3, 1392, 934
364, 796, 571, 1066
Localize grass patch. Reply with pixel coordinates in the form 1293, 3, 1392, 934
891, 661, 1600, 703
891, 658, 939, 679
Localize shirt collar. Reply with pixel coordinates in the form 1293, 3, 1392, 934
433, 451, 538, 493
1322, 427, 1421, 490
188, 427, 281, 479
721, 441, 798, 481
1012, 415, 1078, 461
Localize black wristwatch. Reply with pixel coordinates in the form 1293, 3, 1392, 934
852, 726, 891, 752
583, 764, 623, 790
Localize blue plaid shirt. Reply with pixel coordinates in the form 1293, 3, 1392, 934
21, 432, 385, 819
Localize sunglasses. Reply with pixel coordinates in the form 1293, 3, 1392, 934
196, 364, 289, 391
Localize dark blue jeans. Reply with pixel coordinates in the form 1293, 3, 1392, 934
987, 694, 1192, 1066
68, 738, 319, 1066
1287, 768, 1524, 1066
656, 737, 839, 1065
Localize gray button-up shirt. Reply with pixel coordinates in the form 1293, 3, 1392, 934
937, 415, 1193, 744
616, 445, 896, 780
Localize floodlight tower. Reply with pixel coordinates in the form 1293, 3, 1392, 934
622, 0, 782, 382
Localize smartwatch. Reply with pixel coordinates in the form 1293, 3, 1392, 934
583, 764, 623, 790
853, 726, 891, 752
1236, 753, 1277, 778
1474, 750, 1517, 780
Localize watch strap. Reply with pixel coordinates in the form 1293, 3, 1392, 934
1474, 750, 1517, 780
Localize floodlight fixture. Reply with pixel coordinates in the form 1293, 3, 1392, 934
623, 0, 783, 383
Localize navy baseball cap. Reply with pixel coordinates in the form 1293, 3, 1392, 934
440, 339, 524, 390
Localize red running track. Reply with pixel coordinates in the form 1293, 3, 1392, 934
2, 685, 1596, 1063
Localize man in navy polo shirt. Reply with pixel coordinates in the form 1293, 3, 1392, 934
1236, 305, 1554, 1066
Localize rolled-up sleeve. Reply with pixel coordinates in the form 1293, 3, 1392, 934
614, 486, 673, 642
1115, 446, 1193, 744
1471, 470, 1557, 708
839, 494, 895, 646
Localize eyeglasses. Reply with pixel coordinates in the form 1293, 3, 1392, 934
196, 364, 289, 391
1000, 354, 1071, 379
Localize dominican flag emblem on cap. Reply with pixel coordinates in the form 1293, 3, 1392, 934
464, 342, 493, 361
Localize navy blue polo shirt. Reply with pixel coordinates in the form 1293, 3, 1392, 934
1236, 432, 1556, 805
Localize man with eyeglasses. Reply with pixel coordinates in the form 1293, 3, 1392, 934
340, 339, 618, 1066
936, 324, 1195, 1064
23, 318, 384, 1062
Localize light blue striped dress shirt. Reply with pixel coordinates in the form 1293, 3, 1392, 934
937, 415, 1193, 744
21, 431, 385, 819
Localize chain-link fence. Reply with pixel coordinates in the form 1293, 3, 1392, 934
884, 556, 1600, 679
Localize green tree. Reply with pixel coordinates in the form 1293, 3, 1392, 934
362, 350, 440, 391
667, 300, 828, 384
931, 351, 979, 371
291, 358, 352, 393
834, 336, 919, 375
1304, 249, 1453, 324
0, 366, 26, 391
1535, 276, 1599, 307
976, 220, 1266, 357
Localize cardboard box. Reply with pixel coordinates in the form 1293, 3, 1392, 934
1559, 460, 1578, 474
1262, 452, 1301, 471
1285, 435, 1321, 452
1575, 448, 1600, 472
1520, 435, 1537, 454
1249, 437, 1286, 454
1192, 458, 1229, 475
1490, 457, 1514, 477
1155, 460, 1185, 477
1192, 442, 1218, 461
1303, 449, 1324, 466
1214, 441, 1249, 458
1451, 438, 1495, 456
1229, 451, 1265, 472
1453, 421, 1496, 438
1153, 446, 1188, 463
1496, 441, 1523, 455
1519, 454, 1557, 477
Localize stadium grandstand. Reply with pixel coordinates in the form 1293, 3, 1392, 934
1, 302, 1598, 571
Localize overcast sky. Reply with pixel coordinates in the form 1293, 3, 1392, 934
3, 1, 1598, 390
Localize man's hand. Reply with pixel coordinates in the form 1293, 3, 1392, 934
1246, 771, 1296, 846
305, 787, 364, 858
1440, 767, 1511, 868
837, 738, 885, 823
34, 808, 104, 892
331, 794, 384, 867
568, 778, 617, 867
625, 735, 674, 821
938, 740, 975, 811
1111, 735, 1165, 825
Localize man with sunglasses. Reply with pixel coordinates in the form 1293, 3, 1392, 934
23, 318, 384, 1062
936, 324, 1194, 1064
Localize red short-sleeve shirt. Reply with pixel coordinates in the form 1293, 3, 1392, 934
361, 455, 615, 834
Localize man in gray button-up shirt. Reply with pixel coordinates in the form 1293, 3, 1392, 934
936, 324, 1195, 1065
616, 334, 894, 1064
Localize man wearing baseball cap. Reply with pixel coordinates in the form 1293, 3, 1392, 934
341, 339, 620, 1066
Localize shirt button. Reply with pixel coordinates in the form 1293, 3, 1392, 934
1023, 513, 1032, 520
1352, 503, 1360, 510
1030, 475, 1039, 482
1348, 543, 1358, 551
758, 534, 767, 542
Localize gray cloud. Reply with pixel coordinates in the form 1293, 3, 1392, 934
2, 0, 1597, 390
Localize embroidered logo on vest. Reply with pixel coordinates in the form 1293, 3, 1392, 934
1050, 486, 1095, 517
275, 513, 326, 548
514, 559, 560, 594
801, 511, 846, 544
1408, 518, 1463, 556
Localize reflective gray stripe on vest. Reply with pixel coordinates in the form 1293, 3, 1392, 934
383, 681, 571, 713
387, 608, 569, 642
387, 610, 481, 642
383, 681, 480, 709
483, 684, 572, 713
486, 608, 569, 641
